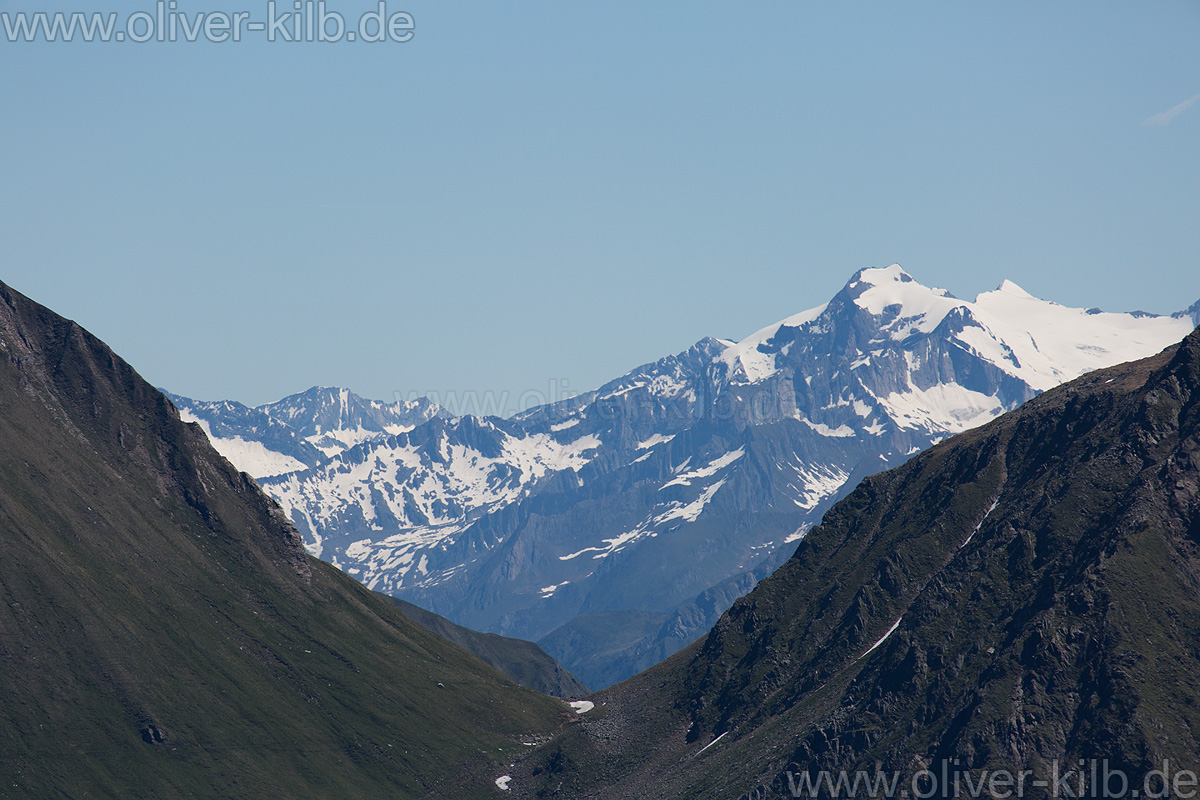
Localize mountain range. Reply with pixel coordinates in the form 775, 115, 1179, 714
4, 272, 1200, 798
0, 280, 576, 799
168, 266, 1200, 688
503, 322, 1200, 799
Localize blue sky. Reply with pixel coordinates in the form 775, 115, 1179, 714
2, 1, 1197, 412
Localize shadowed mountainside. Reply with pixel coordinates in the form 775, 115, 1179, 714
378, 593, 589, 698
0, 280, 570, 799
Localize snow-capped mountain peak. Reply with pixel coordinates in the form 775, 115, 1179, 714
167, 266, 1198, 688
714, 265, 1190, 399
845, 264, 955, 319
990, 278, 1034, 298
969, 281, 1189, 391
847, 262, 916, 288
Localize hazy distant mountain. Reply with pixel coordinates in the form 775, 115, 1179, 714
173, 266, 1199, 688
0, 280, 569, 799
505, 325, 1200, 799
376, 593, 589, 698
166, 386, 445, 477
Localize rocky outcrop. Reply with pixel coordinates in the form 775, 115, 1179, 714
507, 327, 1200, 799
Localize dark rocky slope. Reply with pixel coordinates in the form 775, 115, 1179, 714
509, 326, 1200, 799
0, 281, 569, 800
378, 593, 589, 698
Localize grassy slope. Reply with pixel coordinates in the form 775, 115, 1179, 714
378, 594, 590, 698
0, 281, 570, 799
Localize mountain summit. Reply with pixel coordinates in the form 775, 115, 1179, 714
506, 324, 1200, 799
173, 267, 1199, 688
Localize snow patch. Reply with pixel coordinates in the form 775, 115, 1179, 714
560, 476, 730, 562
859, 617, 903, 661
540, 581, 570, 598
179, 410, 308, 478
872, 383, 1003, 435
960, 497, 1000, 550
718, 303, 829, 383
783, 523, 812, 544
661, 448, 744, 489
637, 433, 675, 450
781, 461, 848, 510
797, 417, 855, 438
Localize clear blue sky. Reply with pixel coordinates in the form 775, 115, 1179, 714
2, 1, 1197, 413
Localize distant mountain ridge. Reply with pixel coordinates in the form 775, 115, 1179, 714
169, 386, 445, 477
376, 593, 589, 698
503, 323, 1200, 800
169, 265, 1199, 688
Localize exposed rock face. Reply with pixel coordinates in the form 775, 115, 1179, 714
506, 327, 1200, 799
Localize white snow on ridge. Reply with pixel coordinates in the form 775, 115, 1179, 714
961, 496, 1000, 550
972, 282, 1193, 391
783, 523, 812, 544
345, 538, 375, 560
871, 383, 1004, 435
637, 433, 675, 450
263, 428, 605, 585
849, 266, 1193, 390
178, 409, 308, 478
662, 479, 727, 525
719, 303, 828, 383
558, 477, 728, 562
330, 523, 467, 592
850, 265, 959, 336
661, 448, 744, 488
649, 373, 689, 398
780, 460, 848, 510
305, 425, 388, 458
858, 616, 903, 661
715, 264, 1193, 401
508, 432, 603, 474
797, 417, 855, 438
560, 448, 742, 563
272, 429, 603, 535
